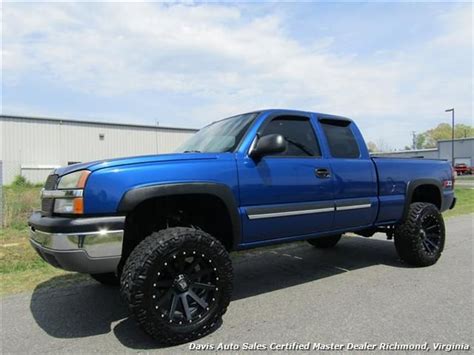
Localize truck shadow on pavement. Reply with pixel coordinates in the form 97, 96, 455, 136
29, 235, 404, 349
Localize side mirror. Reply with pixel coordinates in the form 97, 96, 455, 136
250, 134, 287, 159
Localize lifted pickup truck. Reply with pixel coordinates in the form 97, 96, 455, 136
29, 109, 456, 344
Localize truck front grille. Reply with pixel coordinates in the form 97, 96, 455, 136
42, 174, 59, 215
41, 198, 55, 215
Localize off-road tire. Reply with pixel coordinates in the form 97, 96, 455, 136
90, 272, 119, 286
394, 202, 445, 267
121, 227, 233, 345
307, 234, 342, 248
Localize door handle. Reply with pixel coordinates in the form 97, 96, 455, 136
315, 168, 331, 178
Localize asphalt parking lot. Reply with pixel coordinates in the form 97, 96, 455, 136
1, 214, 472, 354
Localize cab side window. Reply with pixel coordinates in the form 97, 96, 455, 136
320, 120, 360, 158
261, 117, 321, 157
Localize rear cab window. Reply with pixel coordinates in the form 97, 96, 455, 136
320, 119, 360, 158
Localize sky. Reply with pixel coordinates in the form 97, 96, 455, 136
2, 1, 472, 150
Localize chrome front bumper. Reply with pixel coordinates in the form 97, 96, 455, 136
30, 228, 123, 274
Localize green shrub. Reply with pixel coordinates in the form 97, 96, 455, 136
3, 185, 41, 229
12, 175, 33, 188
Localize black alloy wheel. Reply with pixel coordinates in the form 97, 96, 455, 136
150, 249, 221, 325
418, 214, 443, 255
121, 227, 233, 345
394, 202, 445, 266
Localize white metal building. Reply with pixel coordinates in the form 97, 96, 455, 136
374, 137, 474, 166
0, 115, 198, 184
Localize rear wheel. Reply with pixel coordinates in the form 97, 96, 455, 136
307, 234, 342, 248
90, 272, 119, 286
121, 227, 233, 345
394, 202, 445, 266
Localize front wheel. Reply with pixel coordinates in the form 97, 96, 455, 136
121, 227, 233, 345
394, 202, 445, 266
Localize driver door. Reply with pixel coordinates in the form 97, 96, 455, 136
236, 114, 335, 245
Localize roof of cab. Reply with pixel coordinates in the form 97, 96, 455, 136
255, 109, 353, 122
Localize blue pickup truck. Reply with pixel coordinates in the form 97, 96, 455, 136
29, 109, 456, 344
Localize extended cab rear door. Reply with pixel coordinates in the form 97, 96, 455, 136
317, 116, 378, 230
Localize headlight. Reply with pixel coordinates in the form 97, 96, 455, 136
54, 198, 83, 214
57, 170, 90, 189
53, 170, 90, 214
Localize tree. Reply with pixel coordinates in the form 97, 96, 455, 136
416, 123, 473, 148
376, 139, 391, 153
415, 133, 426, 149
455, 124, 474, 138
366, 141, 378, 153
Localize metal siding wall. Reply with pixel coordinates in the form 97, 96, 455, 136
2, 117, 62, 184
21, 168, 55, 183
60, 122, 158, 162
1, 116, 196, 184
158, 130, 193, 153
438, 140, 474, 164
376, 139, 474, 164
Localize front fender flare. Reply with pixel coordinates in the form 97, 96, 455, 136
117, 182, 241, 249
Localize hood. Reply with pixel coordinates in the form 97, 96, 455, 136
54, 153, 219, 176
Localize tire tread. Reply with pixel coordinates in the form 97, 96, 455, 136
394, 202, 445, 267
121, 227, 232, 345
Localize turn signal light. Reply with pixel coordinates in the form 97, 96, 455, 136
73, 198, 84, 214
77, 171, 91, 189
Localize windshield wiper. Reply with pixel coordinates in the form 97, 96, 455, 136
183, 150, 201, 153
284, 137, 314, 156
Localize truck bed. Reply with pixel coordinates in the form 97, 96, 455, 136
372, 157, 454, 224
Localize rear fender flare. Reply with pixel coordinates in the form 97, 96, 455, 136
403, 178, 443, 220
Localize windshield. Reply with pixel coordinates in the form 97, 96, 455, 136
176, 113, 258, 153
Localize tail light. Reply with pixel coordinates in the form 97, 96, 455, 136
444, 166, 456, 189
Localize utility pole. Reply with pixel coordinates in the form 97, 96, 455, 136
412, 131, 417, 150
445, 108, 455, 166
